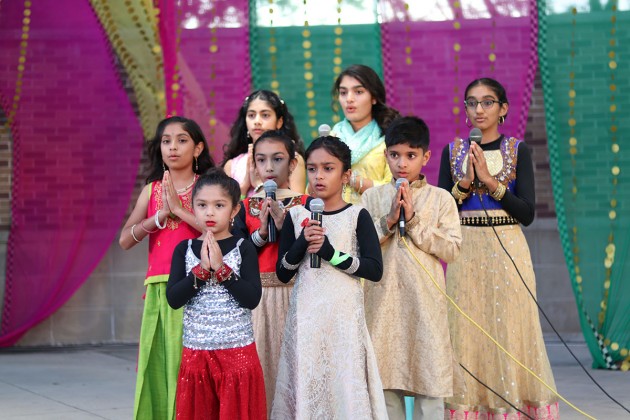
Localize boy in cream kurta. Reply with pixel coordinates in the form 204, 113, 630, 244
361, 116, 463, 420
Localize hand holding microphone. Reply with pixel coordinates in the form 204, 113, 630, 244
308, 198, 325, 268
394, 178, 409, 237
468, 128, 483, 189
263, 180, 278, 242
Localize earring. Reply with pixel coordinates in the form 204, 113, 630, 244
247, 132, 251, 139
465, 117, 472, 128
342, 183, 348, 195
162, 162, 166, 171
230, 218, 235, 228
498, 115, 505, 125
195, 156, 198, 171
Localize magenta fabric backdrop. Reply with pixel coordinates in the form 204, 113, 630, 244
381, 1, 538, 185
167, 0, 251, 163
0, 0, 143, 346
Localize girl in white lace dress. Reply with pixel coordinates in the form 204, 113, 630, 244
272, 136, 387, 419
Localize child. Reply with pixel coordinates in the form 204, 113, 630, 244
119, 116, 214, 420
222, 90, 306, 196
166, 168, 265, 419
231, 130, 311, 414
361, 116, 462, 420
438, 78, 558, 419
327, 64, 400, 203
272, 136, 387, 419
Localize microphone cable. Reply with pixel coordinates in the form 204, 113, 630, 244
476, 193, 630, 415
399, 236, 596, 419
457, 363, 534, 420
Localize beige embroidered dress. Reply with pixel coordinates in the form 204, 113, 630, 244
272, 204, 388, 420
362, 178, 463, 397
439, 136, 559, 420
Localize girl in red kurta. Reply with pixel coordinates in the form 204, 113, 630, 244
232, 130, 310, 413
119, 116, 213, 419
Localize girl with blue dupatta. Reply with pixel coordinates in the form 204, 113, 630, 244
329, 64, 401, 203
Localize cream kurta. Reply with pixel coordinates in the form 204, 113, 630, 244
361, 178, 462, 397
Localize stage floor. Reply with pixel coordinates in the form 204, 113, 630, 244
0, 338, 628, 419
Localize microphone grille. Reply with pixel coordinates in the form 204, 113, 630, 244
469, 128, 482, 144
395, 178, 408, 190
318, 124, 331, 137
310, 198, 325, 213
263, 180, 277, 193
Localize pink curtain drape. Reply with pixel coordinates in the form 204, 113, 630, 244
380, 0, 538, 184
161, 0, 251, 163
0, 0, 143, 346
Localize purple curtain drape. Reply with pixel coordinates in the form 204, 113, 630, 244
0, 0, 143, 346
381, 0, 538, 185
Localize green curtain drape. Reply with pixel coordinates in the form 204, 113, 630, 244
249, 0, 381, 143
538, 0, 630, 369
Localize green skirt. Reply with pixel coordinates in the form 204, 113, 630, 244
134, 281, 183, 420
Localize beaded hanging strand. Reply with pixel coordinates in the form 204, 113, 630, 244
169, 5, 183, 116
331, 0, 343, 124
7, 0, 32, 127
598, 0, 626, 369
302, 0, 318, 139
451, 0, 463, 138
268, 0, 280, 95
207, 5, 218, 153
517, 0, 539, 138
403, 2, 413, 112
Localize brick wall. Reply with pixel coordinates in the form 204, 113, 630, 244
0, 111, 10, 229
253, 24, 382, 142
1, 24, 582, 345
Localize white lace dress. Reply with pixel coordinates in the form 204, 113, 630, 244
271, 205, 387, 420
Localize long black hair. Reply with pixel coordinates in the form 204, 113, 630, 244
332, 64, 401, 133
146, 116, 214, 184
222, 90, 304, 165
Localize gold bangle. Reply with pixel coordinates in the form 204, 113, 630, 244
451, 181, 470, 204
491, 182, 506, 201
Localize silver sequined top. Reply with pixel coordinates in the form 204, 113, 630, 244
182, 238, 254, 350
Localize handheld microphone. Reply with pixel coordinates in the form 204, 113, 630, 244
469, 128, 483, 188
309, 198, 325, 268
395, 178, 408, 237
263, 180, 278, 242
318, 124, 331, 137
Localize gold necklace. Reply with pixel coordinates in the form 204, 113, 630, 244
176, 176, 196, 194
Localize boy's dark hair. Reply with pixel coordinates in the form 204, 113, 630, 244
384, 116, 430, 151
305, 136, 352, 172
146, 116, 215, 184
192, 167, 241, 207
253, 130, 296, 160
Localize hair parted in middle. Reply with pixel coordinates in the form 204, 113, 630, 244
222, 90, 304, 165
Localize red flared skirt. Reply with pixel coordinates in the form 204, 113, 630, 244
176, 343, 267, 420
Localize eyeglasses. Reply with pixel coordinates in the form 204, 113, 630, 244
464, 99, 501, 110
